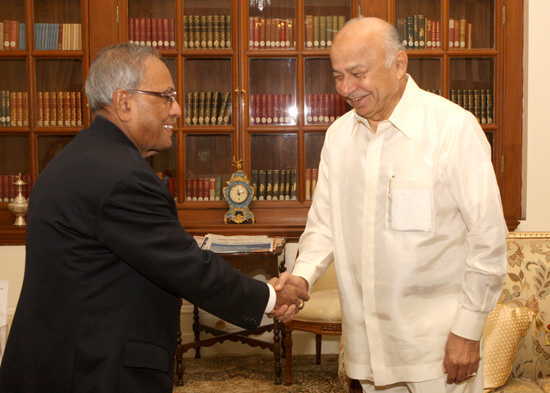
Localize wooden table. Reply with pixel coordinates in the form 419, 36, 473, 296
174, 245, 286, 385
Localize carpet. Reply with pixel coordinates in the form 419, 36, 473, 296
173, 355, 344, 392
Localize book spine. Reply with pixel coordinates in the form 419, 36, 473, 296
258, 169, 266, 200
183, 15, 188, 49
43, 91, 50, 126
313, 16, 320, 48
279, 169, 286, 200
213, 15, 220, 49
204, 91, 212, 126
200, 15, 207, 49
57, 91, 63, 125
290, 169, 297, 200
4, 20, 10, 50
272, 169, 279, 200
266, 169, 273, 200
413, 15, 419, 49
418, 15, 426, 48
225, 15, 231, 48
449, 19, 454, 49
185, 92, 192, 125
305, 168, 312, 200
207, 15, 213, 49
326, 15, 333, 47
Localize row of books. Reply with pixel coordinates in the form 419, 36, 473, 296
34, 23, 82, 50
186, 176, 225, 201
0, 174, 30, 202
304, 15, 347, 49
0, 91, 28, 127
183, 15, 231, 49
450, 89, 494, 124
128, 18, 176, 49
448, 18, 473, 49
305, 168, 319, 200
248, 17, 295, 50
305, 93, 348, 125
251, 168, 297, 201
37, 91, 84, 127
250, 94, 295, 125
184, 91, 232, 126
1, 21, 25, 50
396, 16, 441, 49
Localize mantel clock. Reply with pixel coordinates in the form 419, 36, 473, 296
223, 158, 255, 224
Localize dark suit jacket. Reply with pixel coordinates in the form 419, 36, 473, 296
0, 116, 269, 393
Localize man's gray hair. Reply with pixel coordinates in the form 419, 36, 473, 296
85, 43, 161, 112
343, 17, 405, 69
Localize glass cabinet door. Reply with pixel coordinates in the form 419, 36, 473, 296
0, 135, 29, 202
249, 58, 296, 126
407, 58, 442, 95
250, 134, 297, 201
184, 58, 233, 126
304, 57, 347, 125
395, 0, 441, 49
37, 135, 74, 172
183, 0, 231, 50
450, 58, 494, 124
35, 59, 83, 128
33, 0, 82, 50
449, 0, 494, 49
128, 0, 175, 49
304, 0, 350, 50
248, 0, 296, 50
0, 60, 28, 128
185, 134, 232, 201
1, 0, 26, 51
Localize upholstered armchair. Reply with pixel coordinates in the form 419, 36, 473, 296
284, 261, 342, 385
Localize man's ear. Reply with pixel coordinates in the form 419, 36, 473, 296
394, 50, 408, 80
112, 89, 132, 122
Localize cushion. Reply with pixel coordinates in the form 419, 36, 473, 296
294, 288, 341, 322
489, 377, 545, 392
483, 304, 536, 392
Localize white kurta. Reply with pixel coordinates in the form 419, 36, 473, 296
292, 76, 507, 385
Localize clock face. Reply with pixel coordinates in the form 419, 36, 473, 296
229, 183, 249, 204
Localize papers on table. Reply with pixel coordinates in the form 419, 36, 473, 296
194, 234, 284, 253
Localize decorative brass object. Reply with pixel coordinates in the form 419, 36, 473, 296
7, 173, 28, 226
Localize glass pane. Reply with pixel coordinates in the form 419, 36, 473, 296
147, 137, 178, 199
249, 0, 295, 50
185, 134, 232, 201
305, 133, 324, 200
485, 132, 494, 162
304, 58, 347, 125
37, 135, 73, 173
1, 0, 26, 50
0, 135, 29, 201
304, 0, 350, 50
184, 58, 232, 126
449, 0, 494, 49
249, 58, 296, 126
128, 0, 176, 49
35, 59, 83, 127
395, 0, 441, 49
183, 0, 231, 50
407, 58, 441, 94
450, 58, 494, 124
250, 134, 297, 201
0, 60, 28, 128
33, 0, 82, 50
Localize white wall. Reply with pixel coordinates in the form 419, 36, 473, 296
1, 0, 548, 355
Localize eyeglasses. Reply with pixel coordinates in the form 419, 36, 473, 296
127, 90, 177, 106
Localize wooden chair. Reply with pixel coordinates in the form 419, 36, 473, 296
284, 261, 342, 385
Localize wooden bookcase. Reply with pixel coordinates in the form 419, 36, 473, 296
0, 0, 524, 245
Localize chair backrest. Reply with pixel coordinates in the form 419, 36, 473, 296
311, 261, 337, 292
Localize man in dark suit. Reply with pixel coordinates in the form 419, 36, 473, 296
0, 43, 308, 393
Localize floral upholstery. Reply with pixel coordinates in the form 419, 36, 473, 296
338, 231, 550, 393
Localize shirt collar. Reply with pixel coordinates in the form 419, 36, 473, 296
352, 74, 422, 138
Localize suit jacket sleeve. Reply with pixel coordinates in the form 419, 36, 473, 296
96, 163, 269, 330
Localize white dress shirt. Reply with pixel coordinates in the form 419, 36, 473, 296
292, 76, 507, 385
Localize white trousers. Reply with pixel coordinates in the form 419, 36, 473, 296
360, 360, 484, 393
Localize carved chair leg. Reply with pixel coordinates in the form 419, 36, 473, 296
315, 334, 322, 364
349, 378, 363, 393
284, 322, 294, 385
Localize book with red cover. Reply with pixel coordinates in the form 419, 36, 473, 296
279, 20, 286, 49
169, 18, 175, 48
266, 94, 273, 124
3, 20, 10, 50
259, 17, 265, 48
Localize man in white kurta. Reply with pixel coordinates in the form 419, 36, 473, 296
289, 17, 507, 392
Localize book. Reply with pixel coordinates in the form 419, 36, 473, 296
272, 169, 280, 200
266, 169, 273, 200
313, 16, 320, 48
449, 19, 455, 48
258, 169, 266, 200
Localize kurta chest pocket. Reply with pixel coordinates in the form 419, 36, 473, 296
387, 178, 434, 232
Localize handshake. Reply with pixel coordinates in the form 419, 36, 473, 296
267, 273, 310, 324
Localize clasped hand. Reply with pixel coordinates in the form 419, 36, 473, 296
267, 272, 310, 323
